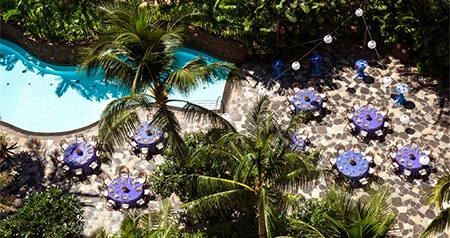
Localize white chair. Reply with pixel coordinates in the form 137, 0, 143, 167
89, 161, 99, 170
103, 177, 112, 186
419, 169, 427, 176
74, 168, 83, 176
347, 113, 354, 120
403, 169, 412, 177
106, 200, 116, 210
359, 130, 368, 138
383, 121, 391, 128
121, 203, 129, 209
359, 177, 368, 185
62, 165, 70, 173
375, 129, 384, 137
57, 155, 64, 162
423, 148, 432, 156
156, 142, 164, 151
130, 141, 138, 148
322, 102, 328, 109
144, 189, 151, 196
313, 110, 321, 117
136, 198, 145, 206
330, 157, 337, 166
76, 133, 86, 142
369, 167, 376, 175
289, 105, 296, 113
390, 152, 397, 159
389, 163, 398, 172
61, 142, 69, 151
141, 147, 149, 158
101, 189, 109, 198
365, 156, 373, 163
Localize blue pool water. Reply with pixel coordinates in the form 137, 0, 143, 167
0, 39, 227, 133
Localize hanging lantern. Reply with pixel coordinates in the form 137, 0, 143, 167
291, 61, 301, 71
355, 8, 363, 17
323, 35, 333, 44
382, 76, 392, 85
367, 40, 377, 49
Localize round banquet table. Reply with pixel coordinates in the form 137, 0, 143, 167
289, 132, 306, 152
63, 141, 99, 175
132, 121, 164, 154
395, 145, 426, 178
352, 105, 384, 139
336, 150, 369, 187
290, 88, 323, 114
108, 177, 144, 208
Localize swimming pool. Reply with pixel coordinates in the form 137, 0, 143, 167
0, 39, 227, 133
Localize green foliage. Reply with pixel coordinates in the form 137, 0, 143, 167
367, 0, 449, 81
0, 187, 84, 238
0, 0, 101, 42
288, 199, 333, 236
151, 129, 231, 201
288, 185, 396, 238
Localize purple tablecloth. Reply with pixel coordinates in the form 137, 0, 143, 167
336, 150, 369, 186
63, 142, 98, 175
132, 121, 164, 153
290, 88, 322, 114
395, 145, 425, 178
352, 105, 384, 138
290, 132, 306, 152
108, 177, 144, 208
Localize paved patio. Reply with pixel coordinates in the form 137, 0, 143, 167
1, 44, 449, 237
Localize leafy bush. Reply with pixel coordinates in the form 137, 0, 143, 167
1, 0, 101, 42
150, 129, 231, 201
0, 187, 84, 238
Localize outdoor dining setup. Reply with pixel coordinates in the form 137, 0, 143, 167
58, 134, 101, 176
388, 139, 434, 181
329, 144, 377, 188
99, 166, 152, 210
128, 116, 167, 159
344, 100, 391, 141
287, 82, 325, 118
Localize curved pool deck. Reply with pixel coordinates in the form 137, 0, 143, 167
0, 39, 228, 134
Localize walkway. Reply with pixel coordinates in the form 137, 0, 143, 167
1, 43, 449, 237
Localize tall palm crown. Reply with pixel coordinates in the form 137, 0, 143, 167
79, 3, 241, 158
184, 95, 321, 238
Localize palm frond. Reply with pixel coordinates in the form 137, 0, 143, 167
98, 94, 154, 153
420, 208, 450, 238
183, 187, 254, 219
426, 172, 450, 209
181, 100, 236, 132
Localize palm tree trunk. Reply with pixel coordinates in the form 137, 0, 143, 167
257, 202, 266, 238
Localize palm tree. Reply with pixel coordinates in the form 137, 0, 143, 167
420, 168, 450, 238
92, 200, 181, 238
0, 132, 17, 214
183, 95, 322, 238
79, 3, 242, 161
290, 185, 396, 238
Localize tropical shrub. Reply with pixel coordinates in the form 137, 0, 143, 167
0, 187, 84, 238
150, 129, 231, 201
0, 0, 101, 42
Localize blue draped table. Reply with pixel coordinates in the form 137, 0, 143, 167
63, 141, 99, 175
336, 150, 369, 186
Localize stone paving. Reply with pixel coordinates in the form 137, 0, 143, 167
1, 43, 449, 237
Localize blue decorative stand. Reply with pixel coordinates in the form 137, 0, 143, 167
394, 84, 409, 105
310, 54, 323, 75
272, 59, 286, 80
355, 59, 368, 79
